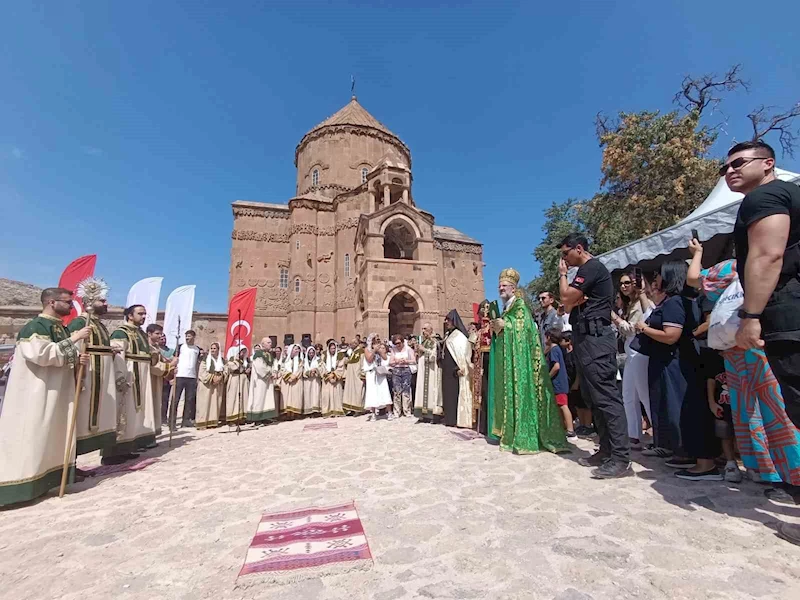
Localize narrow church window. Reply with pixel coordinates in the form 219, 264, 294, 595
361, 167, 368, 183
344, 253, 351, 278
279, 268, 288, 289
294, 277, 301, 293
312, 168, 319, 186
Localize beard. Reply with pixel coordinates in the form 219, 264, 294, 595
54, 304, 72, 317
93, 304, 108, 316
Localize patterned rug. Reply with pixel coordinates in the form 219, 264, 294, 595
237, 501, 373, 586
450, 429, 484, 441
303, 422, 339, 431
81, 457, 160, 477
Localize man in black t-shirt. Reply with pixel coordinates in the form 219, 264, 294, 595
728, 140, 800, 545
558, 233, 631, 479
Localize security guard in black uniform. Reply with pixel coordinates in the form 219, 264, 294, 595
558, 233, 631, 478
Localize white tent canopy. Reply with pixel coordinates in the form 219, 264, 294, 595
596, 168, 800, 274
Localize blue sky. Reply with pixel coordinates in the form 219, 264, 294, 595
2, 1, 799, 312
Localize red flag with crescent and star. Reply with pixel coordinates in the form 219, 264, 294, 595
58, 254, 97, 325
225, 288, 257, 356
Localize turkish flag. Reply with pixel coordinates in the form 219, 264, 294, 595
58, 254, 97, 325
225, 288, 257, 356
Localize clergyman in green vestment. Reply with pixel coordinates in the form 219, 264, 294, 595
489, 268, 569, 454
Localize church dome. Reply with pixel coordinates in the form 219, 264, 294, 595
294, 97, 411, 197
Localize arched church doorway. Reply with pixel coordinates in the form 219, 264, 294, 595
388, 291, 419, 338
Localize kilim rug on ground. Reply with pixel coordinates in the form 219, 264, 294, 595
450, 429, 484, 441
81, 457, 160, 477
303, 422, 339, 431
236, 501, 373, 586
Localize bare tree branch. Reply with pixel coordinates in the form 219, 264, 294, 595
748, 103, 800, 158
595, 112, 616, 142
673, 64, 750, 116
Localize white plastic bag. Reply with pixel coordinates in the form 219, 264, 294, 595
707, 278, 744, 350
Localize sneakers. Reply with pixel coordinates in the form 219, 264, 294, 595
566, 430, 577, 438
724, 463, 743, 483
366, 413, 375, 422
665, 457, 697, 469
387, 412, 396, 421
629, 438, 642, 451
641, 446, 673, 458
675, 468, 723, 481
591, 460, 633, 479
765, 487, 797, 506
578, 451, 610, 467
575, 425, 595, 436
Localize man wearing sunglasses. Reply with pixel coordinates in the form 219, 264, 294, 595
727, 140, 800, 544
536, 291, 561, 347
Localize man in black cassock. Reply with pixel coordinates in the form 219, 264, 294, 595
440, 309, 468, 427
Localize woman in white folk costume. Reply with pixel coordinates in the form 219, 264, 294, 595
442, 309, 474, 429
414, 323, 443, 422
363, 335, 392, 421
302, 345, 322, 416
281, 344, 305, 416
65, 279, 119, 461
321, 339, 346, 417
342, 339, 366, 414
247, 339, 279, 424
225, 346, 250, 426
197, 342, 225, 429
103, 304, 159, 464
273, 345, 288, 412
0, 288, 90, 506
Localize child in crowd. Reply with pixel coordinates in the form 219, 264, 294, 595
704, 348, 744, 483
559, 331, 593, 435
545, 329, 575, 438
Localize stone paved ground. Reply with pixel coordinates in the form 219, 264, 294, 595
2, 416, 800, 600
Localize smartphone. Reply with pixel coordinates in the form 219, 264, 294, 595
634, 267, 643, 289
691, 228, 699, 242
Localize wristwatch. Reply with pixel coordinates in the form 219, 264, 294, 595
737, 309, 762, 320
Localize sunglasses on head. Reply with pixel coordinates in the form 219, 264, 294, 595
718, 156, 765, 177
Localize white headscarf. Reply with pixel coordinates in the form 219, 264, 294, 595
304, 347, 320, 371
285, 344, 302, 374
325, 341, 339, 371
206, 347, 224, 372
227, 344, 249, 368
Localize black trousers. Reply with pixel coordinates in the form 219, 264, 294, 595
175, 377, 198, 425
573, 327, 630, 463
161, 382, 172, 424
765, 340, 800, 429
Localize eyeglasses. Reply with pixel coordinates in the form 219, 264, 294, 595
619, 280, 632, 286
560, 248, 573, 258
537, 296, 549, 302
719, 156, 765, 177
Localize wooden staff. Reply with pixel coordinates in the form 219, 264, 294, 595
59, 308, 93, 498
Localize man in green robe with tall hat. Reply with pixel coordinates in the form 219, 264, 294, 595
489, 268, 569, 454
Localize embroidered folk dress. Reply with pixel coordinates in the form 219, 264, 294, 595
247, 350, 278, 422
0, 314, 80, 506
320, 350, 346, 417
225, 357, 250, 425
104, 323, 157, 456
67, 315, 118, 454
342, 347, 366, 413
302, 351, 322, 415
197, 355, 225, 429
491, 296, 569, 454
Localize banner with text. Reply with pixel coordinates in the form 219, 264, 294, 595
58, 254, 97, 325
225, 288, 257, 358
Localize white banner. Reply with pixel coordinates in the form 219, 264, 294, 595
126, 277, 163, 331
163, 285, 196, 348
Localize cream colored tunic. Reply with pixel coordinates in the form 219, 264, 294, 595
225, 358, 249, 424
197, 358, 225, 428
342, 349, 365, 413
282, 354, 304, 415
67, 316, 118, 455
320, 352, 345, 417
302, 362, 322, 415
414, 338, 443, 420
247, 355, 277, 422
106, 324, 157, 455
445, 328, 474, 428
0, 314, 79, 506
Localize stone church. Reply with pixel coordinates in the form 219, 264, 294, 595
228, 96, 484, 344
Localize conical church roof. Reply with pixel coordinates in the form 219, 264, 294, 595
304, 96, 398, 139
